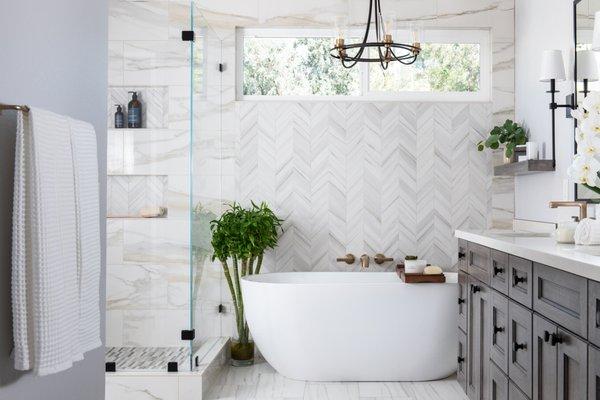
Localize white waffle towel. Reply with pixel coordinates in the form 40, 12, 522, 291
574, 218, 600, 245
11, 108, 100, 376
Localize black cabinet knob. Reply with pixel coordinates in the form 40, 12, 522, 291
457, 356, 465, 363
493, 325, 504, 334
513, 274, 527, 286
543, 331, 551, 343
471, 285, 481, 293
550, 333, 563, 346
493, 266, 505, 276
513, 342, 526, 352
458, 298, 465, 305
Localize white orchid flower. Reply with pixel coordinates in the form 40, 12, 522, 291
582, 92, 600, 114
568, 154, 600, 187
581, 113, 600, 136
576, 127, 588, 145
572, 107, 589, 122
580, 134, 600, 156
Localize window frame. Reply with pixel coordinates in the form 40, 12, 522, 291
236, 27, 491, 102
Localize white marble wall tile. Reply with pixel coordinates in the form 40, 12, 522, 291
124, 40, 190, 86
123, 129, 189, 175
108, 87, 170, 129
123, 219, 190, 267
168, 0, 193, 40
106, 375, 178, 400
492, 41, 515, 126
108, 175, 168, 217
108, 129, 125, 174
122, 309, 190, 347
168, 85, 191, 129
178, 376, 204, 400
106, 310, 124, 347
109, 0, 169, 41
109, 41, 125, 86
108, 219, 124, 265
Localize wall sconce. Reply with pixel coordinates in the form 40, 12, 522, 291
578, 50, 599, 97
540, 50, 574, 167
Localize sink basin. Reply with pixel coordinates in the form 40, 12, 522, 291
489, 231, 552, 238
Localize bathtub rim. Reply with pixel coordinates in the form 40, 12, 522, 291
241, 271, 458, 285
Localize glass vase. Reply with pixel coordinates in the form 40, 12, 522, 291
230, 339, 254, 367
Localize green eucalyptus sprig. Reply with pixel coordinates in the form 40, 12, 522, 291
210, 201, 283, 344
477, 119, 527, 158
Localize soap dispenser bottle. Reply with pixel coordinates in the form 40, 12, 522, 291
127, 91, 142, 128
114, 104, 125, 129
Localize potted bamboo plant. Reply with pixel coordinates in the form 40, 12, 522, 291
210, 202, 283, 366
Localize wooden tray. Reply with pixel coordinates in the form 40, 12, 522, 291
396, 264, 446, 283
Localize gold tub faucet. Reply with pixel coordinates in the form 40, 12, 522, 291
549, 201, 587, 221
360, 254, 370, 269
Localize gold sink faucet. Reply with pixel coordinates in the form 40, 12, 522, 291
549, 201, 587, 221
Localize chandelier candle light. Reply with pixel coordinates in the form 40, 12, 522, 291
330, 0, 421, 69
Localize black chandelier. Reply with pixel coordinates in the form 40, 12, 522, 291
330, 0, 421, 70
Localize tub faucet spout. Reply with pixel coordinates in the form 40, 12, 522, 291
360, 254, 369, 269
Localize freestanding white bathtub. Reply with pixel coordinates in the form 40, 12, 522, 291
241, 272, 458, 382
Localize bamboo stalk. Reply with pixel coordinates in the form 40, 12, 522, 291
255, 254, 264, 274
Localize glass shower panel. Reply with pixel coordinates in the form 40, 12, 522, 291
190, 4, 224, 366
105, 0, 194, 372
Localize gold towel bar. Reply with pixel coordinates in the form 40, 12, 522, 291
0, 104, 30, 113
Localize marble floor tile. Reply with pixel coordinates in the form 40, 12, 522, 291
206, 361, 468, 400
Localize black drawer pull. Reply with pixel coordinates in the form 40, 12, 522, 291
550, 333, 563, 346
513, 274, 527, 286
493, 265, 505, 276
493, 325, 504, 334
471, 285, 481, 293
513, 342, 527, 352
543, 330, 550, 343
458, 251, 466, 259
458, 298, 465, 305
458, 356, 465, 364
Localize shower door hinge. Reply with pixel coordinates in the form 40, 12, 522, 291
218, 63, 225, 72
181, 30, 195, 42
105, 362, 116, 372
218, 304, 226, 313
181, 329, 195, 341
167, 362, 178, 372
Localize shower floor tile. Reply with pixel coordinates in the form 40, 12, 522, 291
207, 361, 469, 400
105, 346, 190, 371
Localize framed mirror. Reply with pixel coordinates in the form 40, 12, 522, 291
575, 0, 600, 201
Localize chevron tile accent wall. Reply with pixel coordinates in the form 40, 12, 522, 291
236, 102, 492, 272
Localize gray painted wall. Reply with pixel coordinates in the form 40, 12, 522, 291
0, 1, 107, 399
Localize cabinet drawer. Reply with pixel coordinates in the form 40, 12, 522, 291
491, 250, 509, 296
490, 361, 508, 400
533, 314, 557, 400
458, 271, 469, 333
457, 327, 468, 393
557, 328, 587, 400
590, 280, 600, 347
490, 291, 509, 373
509, 256, 533, 308
468, 242, 491, 285
533, 263, 588, 338
459, 239, 468, 272
508, 382, 529, 400
590, 345, 600, 400
508, 300, 532, 398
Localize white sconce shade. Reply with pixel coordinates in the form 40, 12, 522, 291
539, 50, 566, 82
578, 50, 600, 82
593, 11, 600, 51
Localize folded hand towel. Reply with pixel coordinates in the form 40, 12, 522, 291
12, 108, 83, 375
574, 218, 600, 245
69, 118, 102, 354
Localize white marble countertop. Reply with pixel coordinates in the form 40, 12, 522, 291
455, 229, 600, 282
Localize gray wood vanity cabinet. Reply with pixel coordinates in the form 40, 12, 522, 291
456, 240, 599, 400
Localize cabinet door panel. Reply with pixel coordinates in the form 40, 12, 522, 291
490, 291, 509, 373
533, 314, 557, 400
468, 280, 491, 400
590, 280, 600, 348
533, 263, 588, 338
509, 256, 533, 308
491, 250, 509, 296
508, 300, 533, 398
557, 328, 587, 400
590, 345, 600, 400
468, 242, 491, 286
459, 271, 469, 334
508, 383, 528, 400
458, 327, 468, 393
459, 239, 468, 272
490, 361, 508, 400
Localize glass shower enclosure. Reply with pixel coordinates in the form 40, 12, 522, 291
105, 2, 223, 372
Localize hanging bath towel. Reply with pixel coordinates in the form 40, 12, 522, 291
11, 107, 92, 375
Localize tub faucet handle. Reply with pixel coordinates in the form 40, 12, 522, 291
336, 254, 356, 264
360, 254, 370, 269
374, 253, 394, 264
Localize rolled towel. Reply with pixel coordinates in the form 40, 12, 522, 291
574, 218, 600, 245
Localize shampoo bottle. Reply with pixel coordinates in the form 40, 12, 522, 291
127, 91, 142, 128
114, 104, 125, 128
